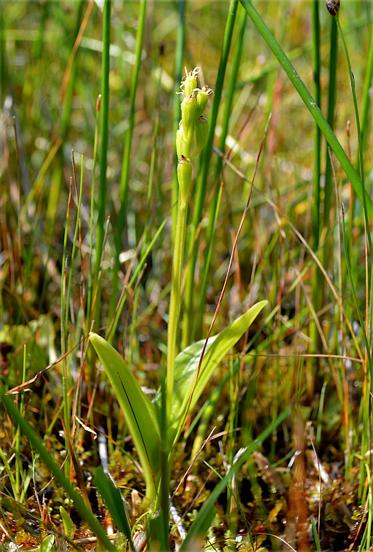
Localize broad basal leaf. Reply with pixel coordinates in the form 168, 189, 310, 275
89, 333, 160, 499
170, 301, 267, 440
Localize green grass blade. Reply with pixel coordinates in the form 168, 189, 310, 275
239, 0, 373, 220
95, 0, 111, 280
115, 0, 147, 260
312, 0, 321, 249
323, 16, 338, 228
0, 390, 116, 552
337, 17, 371, 254
360, 27, 373, 156
106, 217, 167, 342
180, 407, 290, 550
312, 517, 322, 552
89, 333, 160, 500
93, 467, 135, 551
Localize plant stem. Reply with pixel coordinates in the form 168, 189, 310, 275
167, 198, 188, 418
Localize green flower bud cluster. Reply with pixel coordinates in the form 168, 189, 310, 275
176, 68, 213, 203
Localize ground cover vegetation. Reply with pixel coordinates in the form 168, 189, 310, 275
0, 0, 372, 550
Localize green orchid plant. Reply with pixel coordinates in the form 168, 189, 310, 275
89, 68, 267, 506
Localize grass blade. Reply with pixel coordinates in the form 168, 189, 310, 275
198, 4, 248, 335
239, 0, 373, 220
323, 16, 338, 228
112, 0, 147, 313
0, 390, 115, 552
311, 0, 321, 249
95, 0, 111, 281
180, 407, 290, 550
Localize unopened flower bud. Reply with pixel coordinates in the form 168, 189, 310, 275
194, 116, 208, 155
196, 87, 210, 116
181, 95, 199, 128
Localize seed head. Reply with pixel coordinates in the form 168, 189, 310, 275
326, 0, 340, 16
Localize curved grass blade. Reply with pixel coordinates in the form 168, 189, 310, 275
180, 407, 290, 550
239, 0, 373, 220
0, 390, 116, 552
89, 333, 160, 500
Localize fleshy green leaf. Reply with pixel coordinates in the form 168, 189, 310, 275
171, 300, 267, 439
89, 333, 160, 499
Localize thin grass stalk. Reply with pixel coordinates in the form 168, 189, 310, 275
159, 372, 170, 548
312, 0, 321, 249
86, 95, 101, 328
323, 17, 338, 231
310, 0, 322, 388
239, 0, 373, 220
182, 0, 239, 347
94, 0, 111, 283
59, 156, 84, 452
341, 209, 373, 500
65, 154, 84, 334
167, 198, 188, 416
172, 0, 186, 241
337, 17, 372, 257
111, 0, 147, 316
360, 28, 373, 156
180, 408, 290, 549
196, 5, 247, 340
46, 0, 84, 234
0, 390, 116, 552
14, 345, 27, 501
60, 179, 72, 473
0, 4, 6, 104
